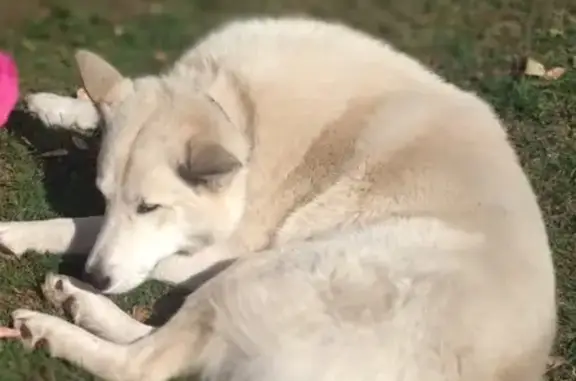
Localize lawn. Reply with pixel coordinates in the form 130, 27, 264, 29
0, 0, 575, 380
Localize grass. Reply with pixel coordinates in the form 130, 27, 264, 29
0, 0, 575, 379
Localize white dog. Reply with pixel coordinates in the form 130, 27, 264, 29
0, 16, 556, 381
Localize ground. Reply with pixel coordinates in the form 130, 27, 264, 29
0, 0, 574, 380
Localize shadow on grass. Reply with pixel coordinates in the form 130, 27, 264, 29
4, 107, 102, 275
4, 108, 103, 217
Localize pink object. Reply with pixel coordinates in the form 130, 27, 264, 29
0, 326, 20, 339
0, 52, 19, 127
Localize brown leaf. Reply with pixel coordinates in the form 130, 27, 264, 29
154, 51, 168, 62
131, 306, 151, 322
543, 67, 566, 80
523, 57, 546, 77
546, 356, 567, 371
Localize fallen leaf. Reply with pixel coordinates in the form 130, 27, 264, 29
131, 306, 151, 322
524, 57, 546, 77
543, 67, 566, 80
39, 149, 68, 158
21, 39, 36, 52
546, 356, 567, 371
154, 51, 168, 62
19, 135, 33, 149
72, 136, 89, 150
76, 87, 89, 100
113, 25, 125, 36
549, 28, 564, 37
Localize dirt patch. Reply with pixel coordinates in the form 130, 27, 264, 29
0, 0, 156, 31
0, 0, 46, 30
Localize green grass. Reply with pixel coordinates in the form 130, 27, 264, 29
0, 0, 575, 379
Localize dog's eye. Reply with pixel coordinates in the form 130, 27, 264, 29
136, 202, 161, 214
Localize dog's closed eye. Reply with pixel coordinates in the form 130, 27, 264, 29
136, 202, 161, 214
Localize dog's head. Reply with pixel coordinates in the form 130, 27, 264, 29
75, 50, 251, 293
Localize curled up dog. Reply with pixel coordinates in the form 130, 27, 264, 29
0, 16, 556, 381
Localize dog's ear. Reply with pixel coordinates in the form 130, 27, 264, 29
75, 49, 124, 103
205, 69, 249, 129
178, 141, 242, 190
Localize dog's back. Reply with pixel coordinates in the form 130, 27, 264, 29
149, 17, 556, 381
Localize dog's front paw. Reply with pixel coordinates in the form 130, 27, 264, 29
42, 273, 96, 320
25, 92, 99, 131
42, 273, 105, 330
42, 273, 77, 310
11, 309, 59, 352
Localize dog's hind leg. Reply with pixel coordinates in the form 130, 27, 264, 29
42, 273, 153, 344
0, 216, 103, 257
25, 92, 100, 132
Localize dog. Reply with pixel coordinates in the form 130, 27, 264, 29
0, 16, 556, 381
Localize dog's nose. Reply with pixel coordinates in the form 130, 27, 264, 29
82, 267, 111, 291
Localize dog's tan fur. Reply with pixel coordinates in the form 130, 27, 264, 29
0, 16, 555, 381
